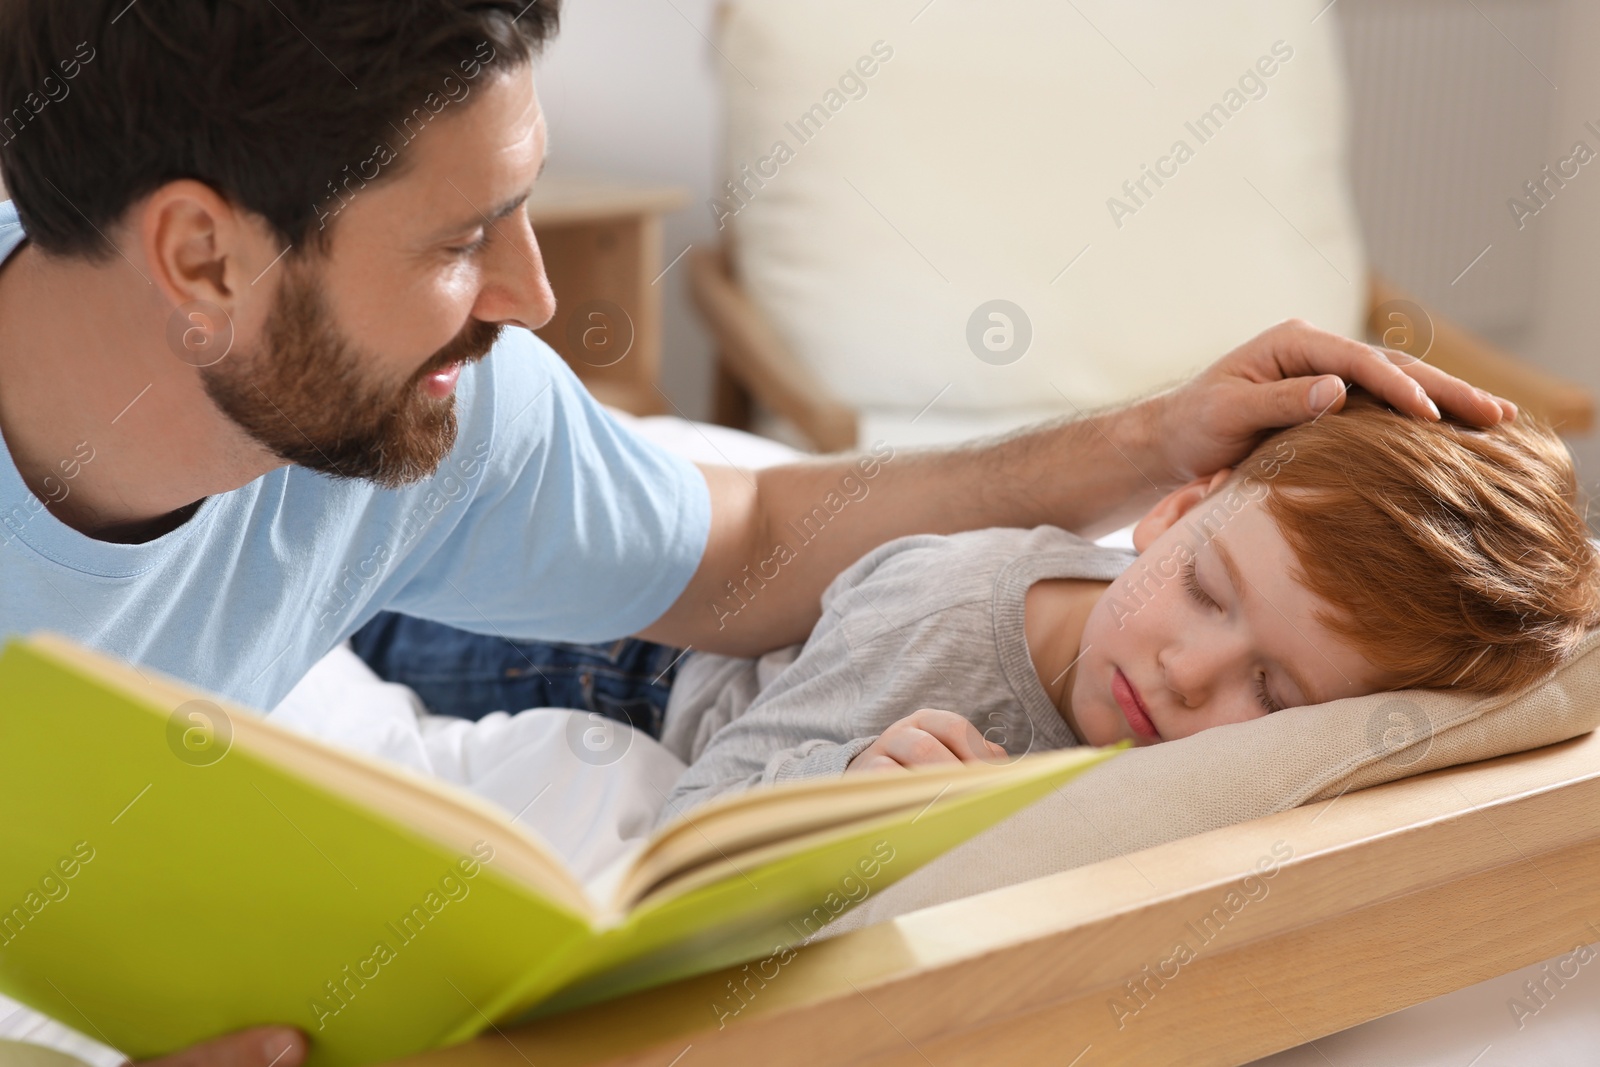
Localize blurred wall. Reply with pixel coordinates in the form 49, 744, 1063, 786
533, 0, 724, 423
1339, 0, 1599, 514
1528, 0, 1600, 508
536, 0, 1600, 518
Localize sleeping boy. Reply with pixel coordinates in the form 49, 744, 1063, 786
655, 390, 1600, 825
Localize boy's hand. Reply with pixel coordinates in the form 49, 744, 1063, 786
846, 709, 1008, 774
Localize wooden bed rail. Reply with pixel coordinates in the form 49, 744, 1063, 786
389, 730, 1600, 1067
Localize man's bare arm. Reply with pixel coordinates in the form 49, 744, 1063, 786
635, 408, 1162, 655
636, 320, 1515, 656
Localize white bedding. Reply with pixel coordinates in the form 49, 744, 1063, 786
267, 645, 685, 886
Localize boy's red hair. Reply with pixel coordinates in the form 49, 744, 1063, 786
1235, 390, 1600, 694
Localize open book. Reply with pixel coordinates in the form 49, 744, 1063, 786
0, 633, 1125, 1067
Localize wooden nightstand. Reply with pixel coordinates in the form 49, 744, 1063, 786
525, 177, 691, 416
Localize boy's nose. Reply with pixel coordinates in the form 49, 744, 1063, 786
1157, 648, 1205, 709
1160, 639, 1248, 711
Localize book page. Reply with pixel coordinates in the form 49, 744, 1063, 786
612, 747, 1117, 913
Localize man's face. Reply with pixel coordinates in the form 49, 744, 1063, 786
1067, 473, 1395, 746
203, 64, 554, 487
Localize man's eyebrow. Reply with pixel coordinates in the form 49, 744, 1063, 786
433, 157, 547, 241
1210, 535, 1319, 707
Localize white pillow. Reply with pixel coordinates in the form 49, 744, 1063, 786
719, 0, 1368, 441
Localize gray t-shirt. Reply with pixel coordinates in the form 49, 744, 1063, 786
656, 525, 1136, 826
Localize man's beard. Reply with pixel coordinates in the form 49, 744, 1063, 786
201, 258, 501, 489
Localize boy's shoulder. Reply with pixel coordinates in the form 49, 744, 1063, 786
820, 525, 1132, 617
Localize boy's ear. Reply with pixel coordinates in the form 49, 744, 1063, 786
1132, 468, 1234, 552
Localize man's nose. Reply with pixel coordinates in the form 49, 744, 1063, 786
473, 210, 557, 332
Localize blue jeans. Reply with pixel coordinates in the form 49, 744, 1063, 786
347, 612, 687, 739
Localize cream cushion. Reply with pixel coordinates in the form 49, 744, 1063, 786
827, 625, 1600, 934
718, 0, 1368, 446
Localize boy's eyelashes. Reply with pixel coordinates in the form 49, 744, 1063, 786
1182, 556, 1218, 610
1253, 672, 1284, 714
1181, 557, 1284, 715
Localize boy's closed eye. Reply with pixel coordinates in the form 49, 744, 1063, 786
1180, 554, 1286, 715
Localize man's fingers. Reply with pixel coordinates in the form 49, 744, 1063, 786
1380, 351, 1515, 426
1305, 375, 1346, 417
1242, 320, 1512, 427
1230, 376, 1344, 438
1291, 331, 1441, 421
1241, 321, 1403, 387
135, 1028, 305, 1067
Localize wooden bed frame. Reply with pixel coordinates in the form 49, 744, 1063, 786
390, 729, 1600, 1067
376, 251, 1600, 1067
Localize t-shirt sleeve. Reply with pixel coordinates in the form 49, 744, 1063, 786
653, 615, 882, 830
654, 535, 960, 828
385, 332, 712, 644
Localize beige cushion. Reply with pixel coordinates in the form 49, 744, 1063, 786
719, 0, 1368, 445
827, 625, 1600, 934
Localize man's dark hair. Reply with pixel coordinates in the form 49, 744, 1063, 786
0, 0, 561, 261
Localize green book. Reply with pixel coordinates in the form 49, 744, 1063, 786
0, 632, 1126, 1066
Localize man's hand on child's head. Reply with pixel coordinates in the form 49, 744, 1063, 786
846, 709, 1008, 774
1150, 318, 1516, 483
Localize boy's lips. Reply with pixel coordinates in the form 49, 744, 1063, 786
1112, 668, 1161, 741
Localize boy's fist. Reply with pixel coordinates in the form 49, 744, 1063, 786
846, 708, 1008, 774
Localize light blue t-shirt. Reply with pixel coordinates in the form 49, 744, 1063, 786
0, 201, 712, 711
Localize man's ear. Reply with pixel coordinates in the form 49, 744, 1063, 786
137, 179, 278, 316
1132, 468, 1234, 552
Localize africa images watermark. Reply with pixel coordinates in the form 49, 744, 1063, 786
0, 440, 97, 552
0, 841, 97, 948
309, 840, 496, 1031
708, 838, 896, 1029
707, 40, 896, 231
314, 40, 501, 232
1107, 839, 1294, 1029
1506, 937, 1600, 1030
1105, 40, 1295, 230
1506, 119, 1600, 231
709, 440, 896, 631
0, 41, 98, 147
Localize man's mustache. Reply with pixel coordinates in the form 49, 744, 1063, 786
414, 318, 502, 381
